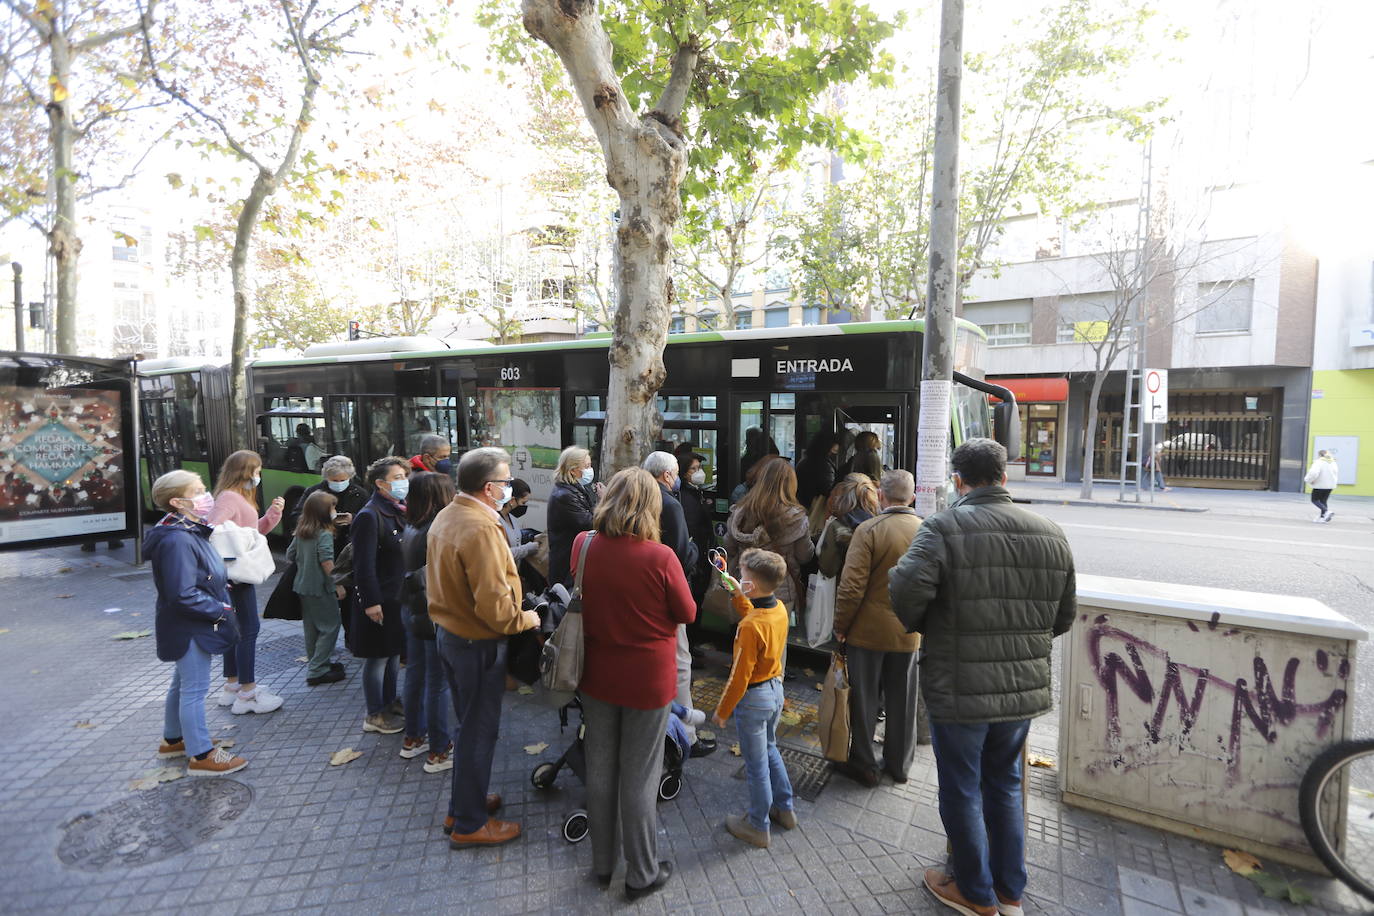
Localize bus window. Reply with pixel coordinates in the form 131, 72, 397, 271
173, 374, 208, 461
769, 393, 797, 464
737, 398, 769, 485
473, 387, 562, 530
258, 397, 326, 471
953, 386, 991, 443
661, 427, 719, 489
401, 397, 460, 456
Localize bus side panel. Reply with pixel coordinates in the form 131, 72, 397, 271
260, 468, 317, 537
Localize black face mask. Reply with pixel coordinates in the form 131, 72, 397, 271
509, 504, 528, 518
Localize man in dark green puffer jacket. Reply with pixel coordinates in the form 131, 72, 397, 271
889, 438, 1075, 916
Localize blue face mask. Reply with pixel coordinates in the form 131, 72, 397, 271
579, 467, 594, 486
388, 478, 409, 502
327, 479, 349, 493
671, 475, 681, 493
435, 458, 452, 475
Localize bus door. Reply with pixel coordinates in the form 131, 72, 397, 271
728, 391, 908, 496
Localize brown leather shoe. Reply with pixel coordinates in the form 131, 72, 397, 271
449, 818, 521, 849
923, 868, 996, 916
442, 795, 503, 836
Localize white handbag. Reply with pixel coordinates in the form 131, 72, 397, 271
805, 524, 838, 648
210, 519, 276, 585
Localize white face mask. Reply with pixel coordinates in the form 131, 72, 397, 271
495, 484, 513, 508
327, 478, 349, 493
579, 467, 594, 486
329, 510, 338, 520
250, 475, 261, 489
689, 469, 706, 486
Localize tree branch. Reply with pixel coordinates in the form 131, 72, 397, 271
73, 0, 158, 53
1, 0, 50, 39
653, 38, 699, 122
135, 0, 265, 171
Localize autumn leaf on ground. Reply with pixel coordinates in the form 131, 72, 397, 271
779, 709, 802, 727
1247, 870, 1312, 904
524, 742, 549, 755
329, 748, 363, 766
112, 630, 153, 640
815, 683, 824, 691
217, 739, 235, 749
130, 766, 185, 790
730, 744, 741, 757
295, 656, 308, 663
803, 668, 816, 678
55, 594, 73, 599
698, 730, 716, 741
1028, 754, 1055, 769
0, 628, 10, 635
74, 719, 95, 728
517, 685, 535, 695
1223, 849, 1262, 876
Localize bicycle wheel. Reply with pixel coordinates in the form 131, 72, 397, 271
1300, 739, 1374, 902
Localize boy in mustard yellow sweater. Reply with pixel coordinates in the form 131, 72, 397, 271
713, 548, 797, 848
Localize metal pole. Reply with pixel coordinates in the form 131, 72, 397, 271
10, 263, 23, 352
914, 0, 964, 520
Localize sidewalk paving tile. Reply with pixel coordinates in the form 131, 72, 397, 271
2, 543, 1371, 915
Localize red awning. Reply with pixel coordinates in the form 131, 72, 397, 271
986, 377, 1069, 403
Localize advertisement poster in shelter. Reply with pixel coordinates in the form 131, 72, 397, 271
0, 386, 128, 545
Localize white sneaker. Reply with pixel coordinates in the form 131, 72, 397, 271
216, 686, 239, 707
1324, 511, 1335, 523
231, 688, 283, 715
681, 707, 707, 728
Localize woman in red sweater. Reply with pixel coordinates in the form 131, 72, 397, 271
573, 468, 695, 902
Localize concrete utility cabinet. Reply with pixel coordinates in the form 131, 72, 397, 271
1060, 575, 1367, 870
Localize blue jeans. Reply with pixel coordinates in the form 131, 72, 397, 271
362, 655, 399, 716
435, 628, 506, 834
734, 678, 794, 831
928, 719, 1032, 907
401, 606, 450, 749
164, 641, 213, 757
222, 582, 259, 683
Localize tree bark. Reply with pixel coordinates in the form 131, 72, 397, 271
1079, 368, 1107, 500
46, 29, 79, 354
523, 0, 696, 475
229, 169, 274, 443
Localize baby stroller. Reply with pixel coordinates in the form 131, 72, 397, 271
530, 696, 688, 843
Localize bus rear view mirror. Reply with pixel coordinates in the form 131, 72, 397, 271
993, 401, 1021, 462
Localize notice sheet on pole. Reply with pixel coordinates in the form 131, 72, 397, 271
914, 379, 953, 517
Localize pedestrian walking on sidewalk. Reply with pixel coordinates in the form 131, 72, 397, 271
350, 457, 411, 735
208, 450, 285, 715
890, 439, 1076, 916
1304, 449, 1339, 523
1144, 443, 1170, 492
427, 447, 541, 849
399, 471, 454, 772
286, 490, 345, 687
146, 470, 247, 776
833, 470, 922, 787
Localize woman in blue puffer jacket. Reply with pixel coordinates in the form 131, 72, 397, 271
144, 470, 247, 776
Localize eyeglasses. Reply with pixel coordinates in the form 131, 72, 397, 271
485, 478, 514, 486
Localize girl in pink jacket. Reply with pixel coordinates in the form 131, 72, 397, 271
208, 450, 285, 714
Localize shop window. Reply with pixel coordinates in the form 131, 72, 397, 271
1196, 280, 1253, 333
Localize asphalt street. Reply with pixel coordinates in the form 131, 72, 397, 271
1033, 501, 1374, 741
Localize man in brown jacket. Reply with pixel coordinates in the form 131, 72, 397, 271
428, 447, 540, 849
833, 469, 922, 787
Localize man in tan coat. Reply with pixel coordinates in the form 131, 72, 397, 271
428, 447, 540, 849
833, 469, 922, 787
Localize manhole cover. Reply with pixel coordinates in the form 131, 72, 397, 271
734, 744, 832, 802
57, 779, 252, 871
252, 634, 308, 679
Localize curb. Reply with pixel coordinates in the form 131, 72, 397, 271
1011, 496, 1208, 513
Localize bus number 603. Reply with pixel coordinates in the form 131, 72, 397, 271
500, 367, 521, 381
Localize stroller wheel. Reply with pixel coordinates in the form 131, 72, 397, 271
563, 809, 589, 843
657, 772, 682, 802
531, 762, 558, 790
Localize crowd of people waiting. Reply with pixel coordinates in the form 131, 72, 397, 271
145, 427, 1076, 913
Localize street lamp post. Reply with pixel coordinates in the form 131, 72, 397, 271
10, 263, 23, 353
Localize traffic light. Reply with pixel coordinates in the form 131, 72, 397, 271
28, 301, 43, 329
347, 320, 360, 340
